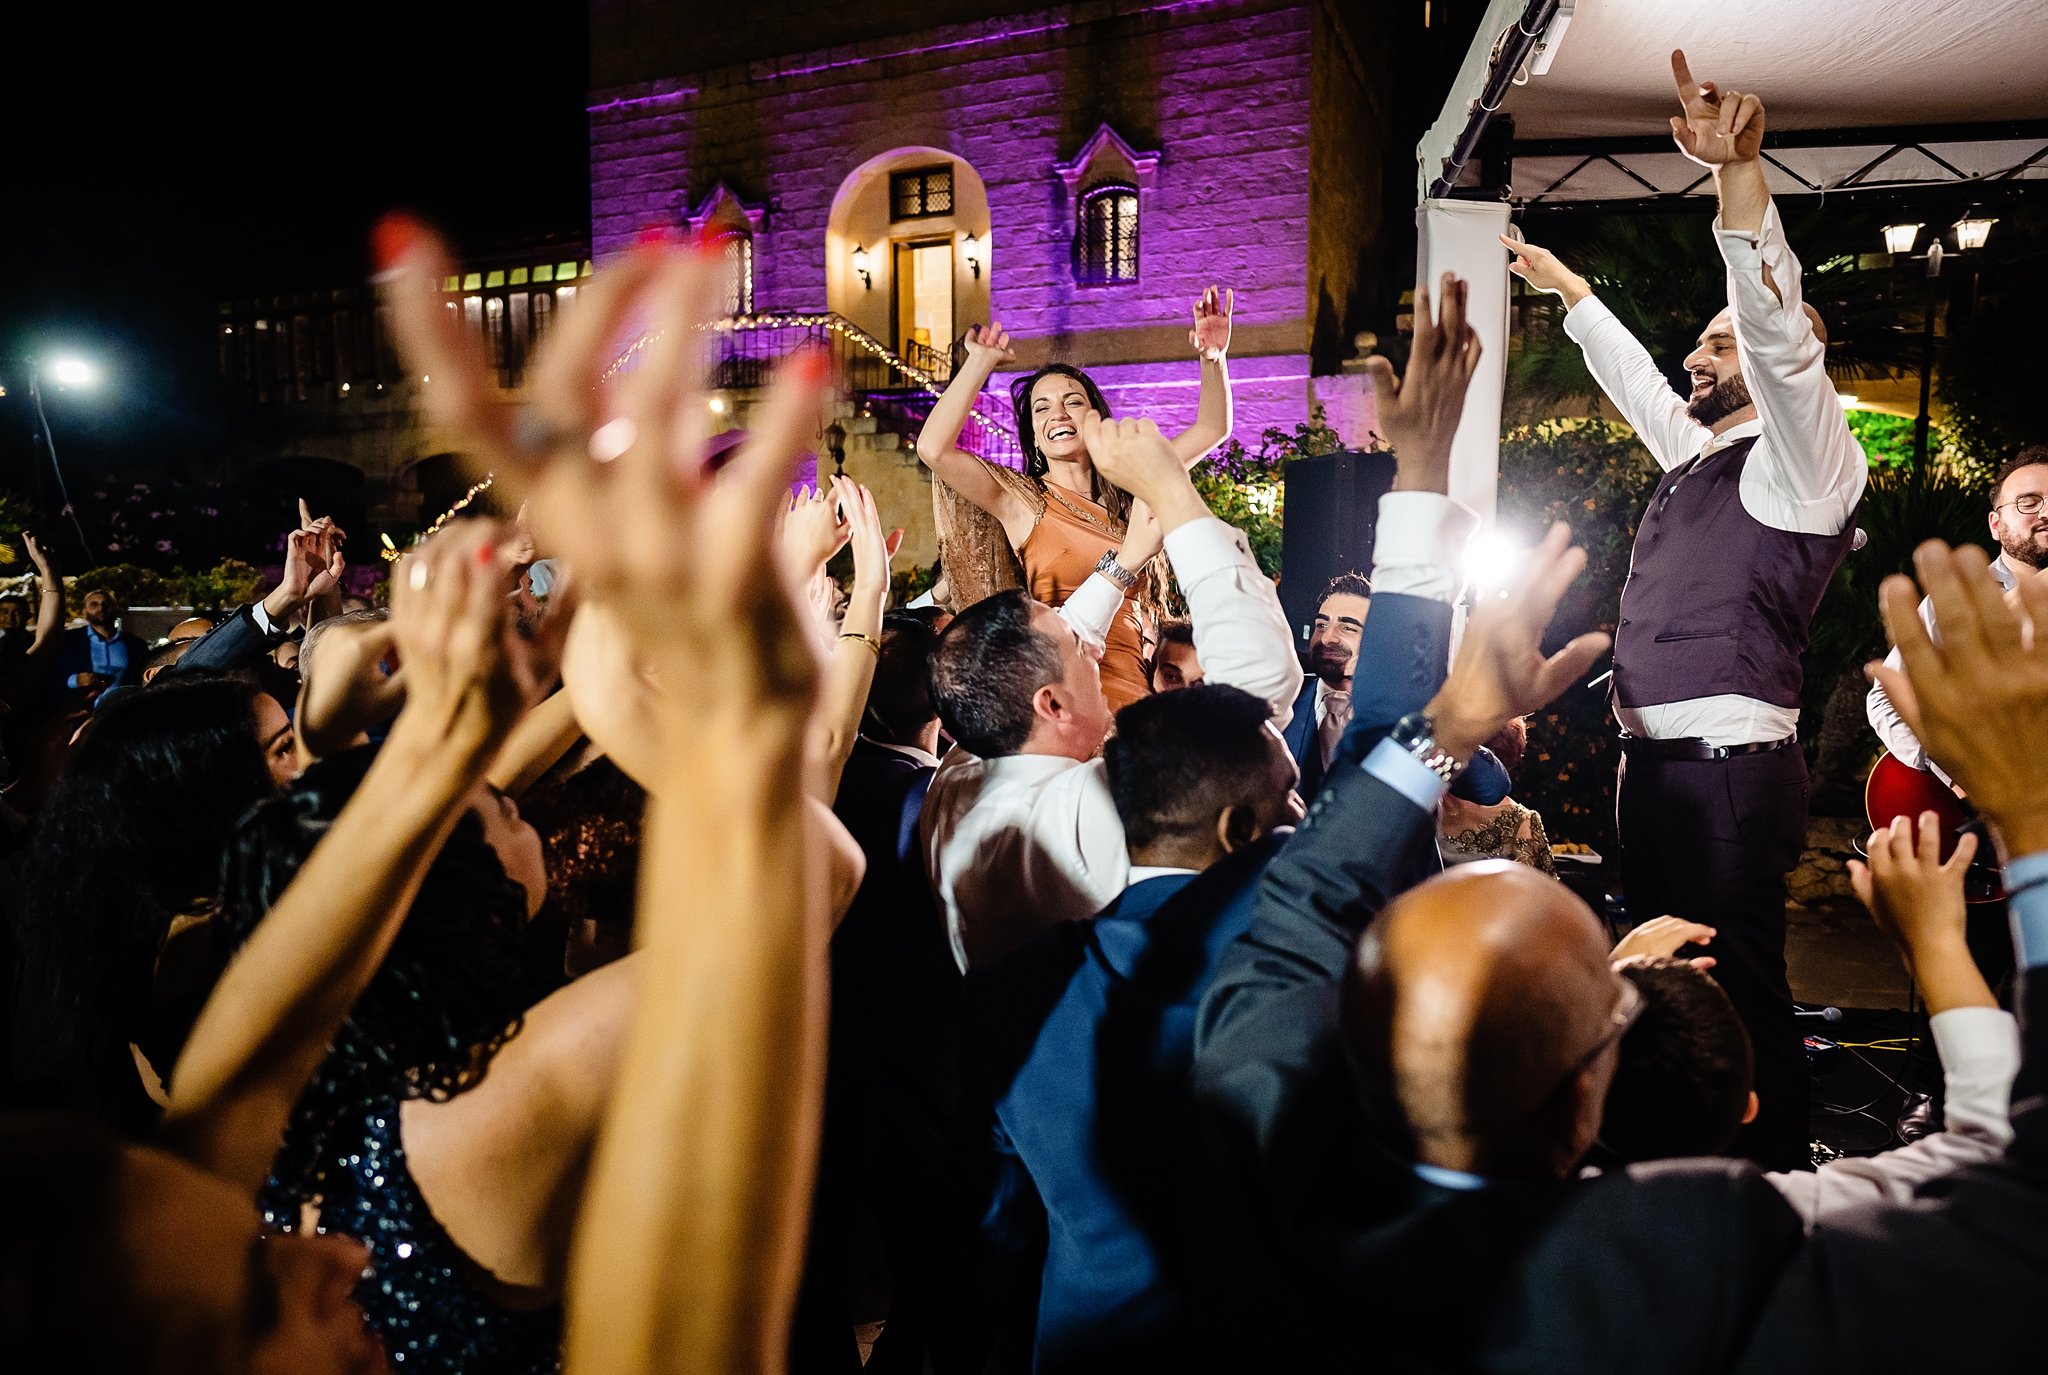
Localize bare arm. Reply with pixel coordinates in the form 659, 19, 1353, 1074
159, 522, 545, 1193
914, 323, 1037, 545
488, 688, 583, 796
1170, 287, 1235, 466
806, 478, 896, 803
20, 532, 66, 662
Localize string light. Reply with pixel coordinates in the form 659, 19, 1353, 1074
384, 475, 495, 562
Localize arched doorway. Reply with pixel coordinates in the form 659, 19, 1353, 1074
825, 148, 991, 373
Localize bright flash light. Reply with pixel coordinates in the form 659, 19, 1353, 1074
1466, 528, 1529, 594
48, 356, 99, 389
709, 396, 729, 414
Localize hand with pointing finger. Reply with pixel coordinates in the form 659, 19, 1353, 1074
1669, 49, 1765, 168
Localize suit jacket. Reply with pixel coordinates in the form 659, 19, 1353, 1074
1729, 969, 2048, 1375
54, 624, 144, 687
955, 838, 1282, 1373
1285, 670, 1512, 808
173, 602, 288, 677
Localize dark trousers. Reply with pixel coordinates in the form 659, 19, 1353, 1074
1617, 743, 1812, 1172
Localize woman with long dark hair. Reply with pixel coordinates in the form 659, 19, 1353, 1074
914, 289, 1235, 712
8, 672, 297, 1129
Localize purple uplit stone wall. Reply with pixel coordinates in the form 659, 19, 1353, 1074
588, 0, 1348, 443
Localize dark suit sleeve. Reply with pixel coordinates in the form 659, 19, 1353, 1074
171, 603, 284, 676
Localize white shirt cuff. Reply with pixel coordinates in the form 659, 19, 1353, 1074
1929, 1006, 2020, 1080
250, 600, 278, 636
1163, 515, 1257, 585
1057, 572, 1124, 652
1370, 491, 1476, 602
1362, 736, 1450, 812
1712, 199, 1780, 264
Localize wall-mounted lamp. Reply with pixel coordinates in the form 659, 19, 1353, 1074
1881, 222, 1923, 255
824, 419, 847, 477
852, 244, 872, 290
963, 231, 984, 281
1953, 214, 1997, 252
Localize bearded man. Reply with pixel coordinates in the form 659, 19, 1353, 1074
1502, 54, 1866, 1171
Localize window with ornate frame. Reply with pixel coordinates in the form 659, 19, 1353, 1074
711, 229, 754, 315
1074, 183, 1139, 284
890, 164, 955, 221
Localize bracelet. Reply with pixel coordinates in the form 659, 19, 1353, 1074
838, 631, 880, 656
1095, 550, 1138, 591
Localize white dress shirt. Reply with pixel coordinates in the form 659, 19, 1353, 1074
1766, 1005, 2018, 1228
1565, 201, 1868, 747
1865, 553, 2018, 780
922, 516, 1299, 972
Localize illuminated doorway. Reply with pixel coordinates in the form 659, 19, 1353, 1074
893, 237, 953, 375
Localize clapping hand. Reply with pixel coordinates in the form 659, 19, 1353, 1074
1870, 540, 2048, 860
1849, 810, 1994, 1014
1611, 915, 1718, 972
1365, 272, 1483, 494
1078, 412, 1210, 535
1428, 523, 1611, 761
781, 483, 853, 580
1189, 286, 1233, 361
1668, 50, 1764, 167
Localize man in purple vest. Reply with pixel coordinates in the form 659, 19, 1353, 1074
1500, 54, 1866, 1171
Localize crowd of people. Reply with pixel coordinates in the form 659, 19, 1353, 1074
3, 51, 2045, 1375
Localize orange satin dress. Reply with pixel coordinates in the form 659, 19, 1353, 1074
1017, 480, 1152, 714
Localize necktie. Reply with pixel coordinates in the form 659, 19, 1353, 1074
1320, 690, 1352, 768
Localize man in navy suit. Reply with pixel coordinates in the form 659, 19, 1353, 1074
1280, 572, 1372, 801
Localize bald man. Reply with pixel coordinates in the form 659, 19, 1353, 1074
1325, 864, 1802, 1373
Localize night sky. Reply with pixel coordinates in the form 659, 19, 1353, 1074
0, 0, 590, 482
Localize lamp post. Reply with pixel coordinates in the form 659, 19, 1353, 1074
24, 354, 100, 560
1882, 215, 1994, 469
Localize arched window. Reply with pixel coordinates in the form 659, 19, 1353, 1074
711, 229, 754, 316
1075, 183, 1139, 284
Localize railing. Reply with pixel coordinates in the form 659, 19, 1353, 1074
604, 310, 1025, 468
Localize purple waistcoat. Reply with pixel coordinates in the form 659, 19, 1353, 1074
1611, 436, 1857, 712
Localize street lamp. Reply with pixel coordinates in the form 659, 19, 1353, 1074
1883, 216, 1994, 468
24, 353, 101, 558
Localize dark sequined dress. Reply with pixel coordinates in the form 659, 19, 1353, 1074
261, 1090, 563, 1373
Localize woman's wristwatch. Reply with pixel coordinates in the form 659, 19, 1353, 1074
1095, 550, 1139, 591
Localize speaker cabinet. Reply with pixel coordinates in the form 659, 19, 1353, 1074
1278, 449, 1398, 650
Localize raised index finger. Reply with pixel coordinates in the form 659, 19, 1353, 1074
1671, 49, 1699, 104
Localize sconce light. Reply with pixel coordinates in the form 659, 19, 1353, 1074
1953, 214, 1997, 252
824, 419, 848, 477
851, 244, 872, 291
963, 231, 983, 281
1881, 222, 1922, 255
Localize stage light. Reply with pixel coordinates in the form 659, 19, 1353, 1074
48, 356, 99, 390
1466, 528, 1529, 594
1953, 215, 1997, 252
1881, 223, 1922, 255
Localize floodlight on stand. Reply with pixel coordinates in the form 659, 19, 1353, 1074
1881, 223, 1922, 255
1953, 215, 1997, 252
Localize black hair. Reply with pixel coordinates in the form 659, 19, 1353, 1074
1104, 684, 1281, 850
1320, 571, 1373, 605
929, 590, 1064, 758
214, 745, 564, 1205
1009, 363, 1135, 524
863, 612, 939, 747
1601, 957, 1754, 1162
1155, 617, 1195, 651
518, 756, 646, 976
0, 1114, 140, 1373
1991, 444, 2048, 505
9, 674, 282, 1129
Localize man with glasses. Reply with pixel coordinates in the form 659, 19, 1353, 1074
1868, 445, 2048, 778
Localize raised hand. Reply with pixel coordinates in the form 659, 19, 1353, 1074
833, 475, 901, 602
1849, 811, 1994, 1014
23, 529, 56, 578
1079, 410, 1210, 535
1189, 285, 1234, 361
1498, 234, 1592, 308
1669, 49, 1765, 167
1428, 522, 1611, 761
962, 322, 1017, 370
1611, 915, 1718, 971
1870, 540, 2048, 859
1365, 272, 1483, 494
781, 483, 853, 580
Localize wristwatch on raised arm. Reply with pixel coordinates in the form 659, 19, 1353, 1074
1095, 550, 1138, 591
1388, 710, 1468, 785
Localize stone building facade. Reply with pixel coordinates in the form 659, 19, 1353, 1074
588, 0, 1400, 568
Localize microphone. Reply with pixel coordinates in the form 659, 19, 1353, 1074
1796, 1005, 1844, 1023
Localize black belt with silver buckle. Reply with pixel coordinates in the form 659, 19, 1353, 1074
1619, 734, 1797, 762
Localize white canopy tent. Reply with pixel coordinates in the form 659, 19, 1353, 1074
1413, 0, 2048, 520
